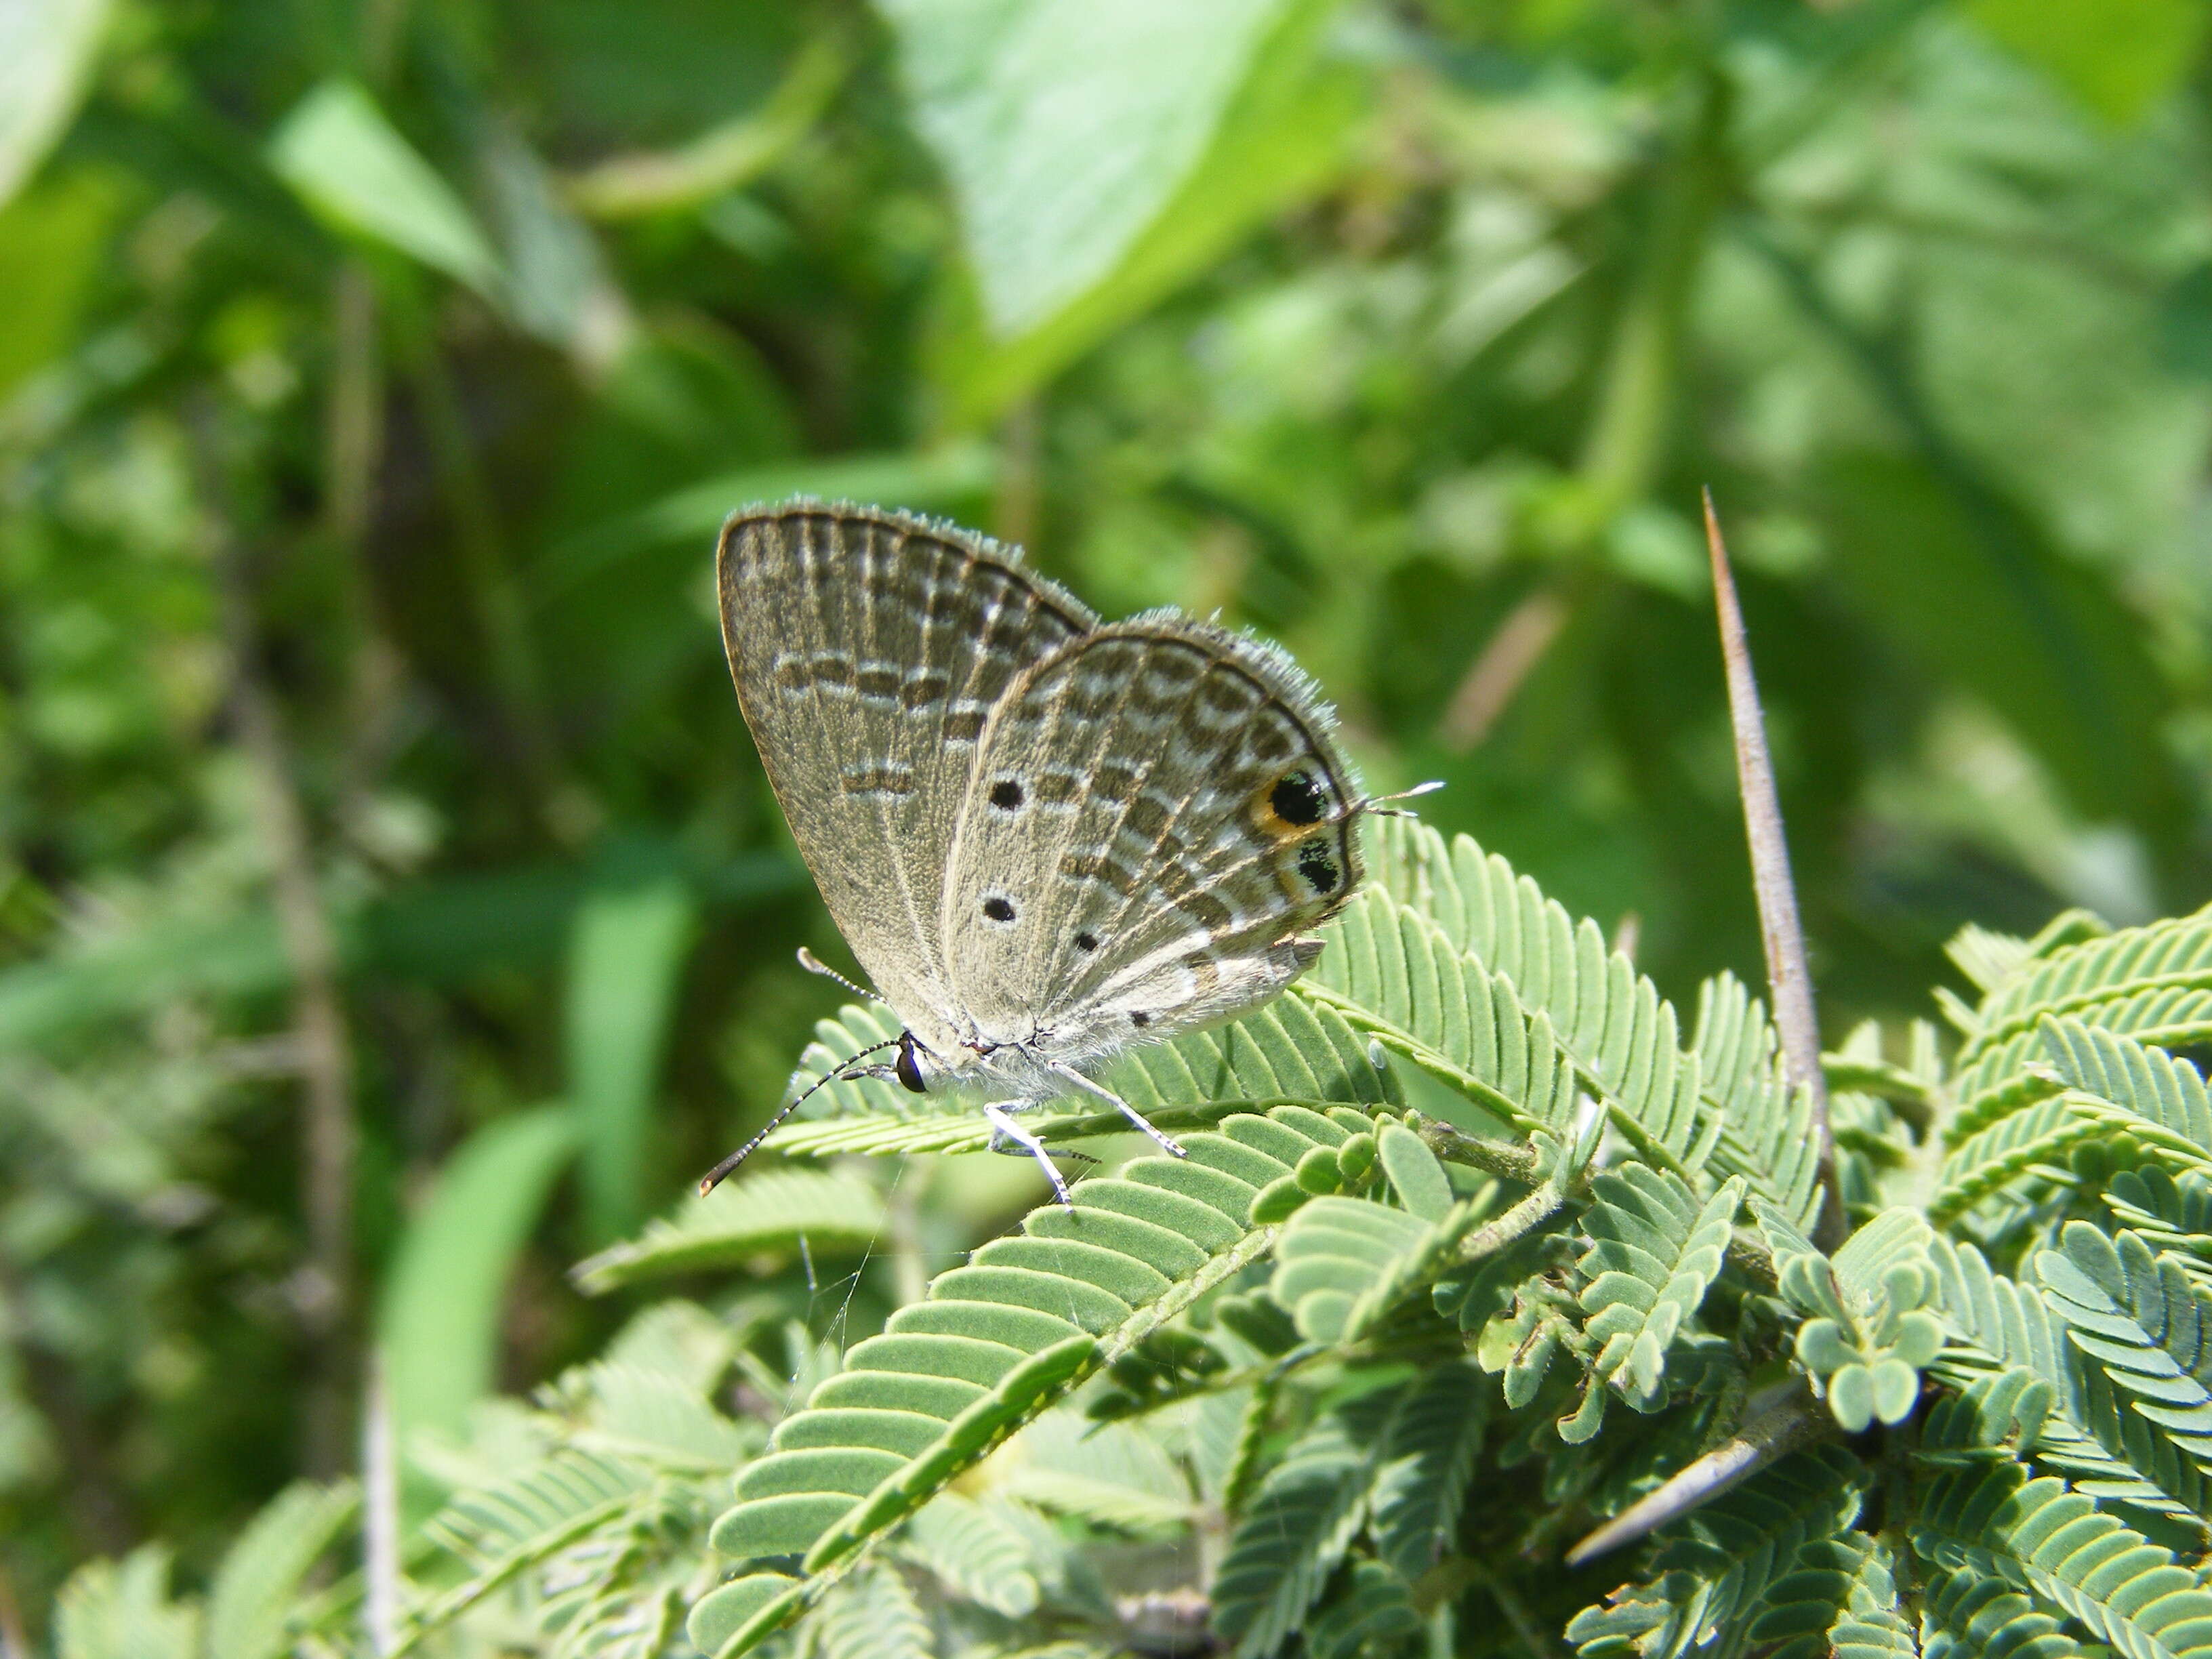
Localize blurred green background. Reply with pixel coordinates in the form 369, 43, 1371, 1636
3, 0, 2210, 1634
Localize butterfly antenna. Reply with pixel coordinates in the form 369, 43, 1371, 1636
796, 946, 886, 1004
1362, 779, 1445, 820
697, 1036, 900, 1195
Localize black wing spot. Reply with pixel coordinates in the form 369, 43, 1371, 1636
989, 778, 1025, 811
982, 895, 1017, 923
1270, 769, 1328, 826
1296, 840, 1340, 895
1130, 1011, 1151, 1027
1073, 931, 1099, 953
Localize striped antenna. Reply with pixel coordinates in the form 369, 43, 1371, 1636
697, 1036, 900, 1195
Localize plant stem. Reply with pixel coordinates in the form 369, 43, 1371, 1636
363, 1350, 400, 1656
218, 541, 361, 1478
1704, 493, 1847, 1252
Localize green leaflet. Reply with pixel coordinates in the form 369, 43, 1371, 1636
2036, 1221, 2212, 1518
696, 1103, 1362, 1656
1211, 1410, 1378, 1659
1747, 1532, 1919, 1659
1370, 1359, 1487, 1581
1927, 1237, 2186, 1515
413, 1451, 657, 1634
1918, 1563, 2081, 1659
1565, 1446, 1866, 1659
1947, 909, 2212, 1139
203, 1481, 359, 1659
1570, 1170, 1744, 1435
1907, 1458, 2212, 1659
1760, 1206, 1946, 1433
1304, 1559, 1425, 1659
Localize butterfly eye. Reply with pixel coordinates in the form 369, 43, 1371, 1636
895, 1034, 928, 1094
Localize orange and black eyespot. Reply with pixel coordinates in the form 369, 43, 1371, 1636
1252, 767, 1332, 840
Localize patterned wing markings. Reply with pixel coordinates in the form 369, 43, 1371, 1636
942, 618, 1362, 1062
719, 502, 1096, 1050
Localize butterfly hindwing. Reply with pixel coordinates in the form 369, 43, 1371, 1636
940, 617, 1362, 1060
718, 503, 1096, 1050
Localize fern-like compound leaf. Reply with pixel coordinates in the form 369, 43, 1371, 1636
53, 1548, 200, 1659
698, 1103, 1364, 1657
1210, 1412, 1377, 1659
203, 1480, 358, 1659
1908, 1458, 2212, 1659
1334, 821, 1717, 1170
894, 1492, 1040, 1618
811, 1563, 933, 1659
1269, 1123, 1501, 1342
1918, 1562, 2084, 1659
2036, 1221, 2212, 1518
1748, 1532, 1920, 1659
1966, 907, 2212, 1065
1565, 1445, 1866, 1659
1944, 909, 2212, 1140
1304, 1559, 1425, 1659
1572, 1168, 1743, 1431
1927, 1240, 2186, 1515
1692, 972, 1822, 1228
416, 1450, 657, 1630
2106, 1166, 2212, 1263
1370, 1358, 1486, 1580
1305, 887, 1583, 1143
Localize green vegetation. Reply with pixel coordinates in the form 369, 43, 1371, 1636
5, 0, 2212, 1655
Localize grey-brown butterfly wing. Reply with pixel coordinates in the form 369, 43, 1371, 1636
718, 501, 1097, 1048
939, 617, 1362, 1061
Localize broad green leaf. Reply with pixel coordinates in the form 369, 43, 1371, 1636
0, 0, 109, 208
882, 0, 1300, 336
0, 167, 120, 394
1968, 0, 2211, 125
543, 441, 998, 593
377, 1105, 579, 1439
567, 861, 698, 1242
268, 81, 501, 294
899, 0, 1363, 422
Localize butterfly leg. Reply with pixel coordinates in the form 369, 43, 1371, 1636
983, 1103, 1076, 1208
1044, 1061, 1187, 1158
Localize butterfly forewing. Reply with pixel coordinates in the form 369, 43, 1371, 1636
940, 618, 1362, 1059
718, 504, 1096, 1048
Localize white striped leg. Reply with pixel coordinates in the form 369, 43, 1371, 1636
984, 1103, 1076, 1208
1044, 1061, 1187, 1158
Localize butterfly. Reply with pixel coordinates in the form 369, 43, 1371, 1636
703, 501, 1432, 1203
